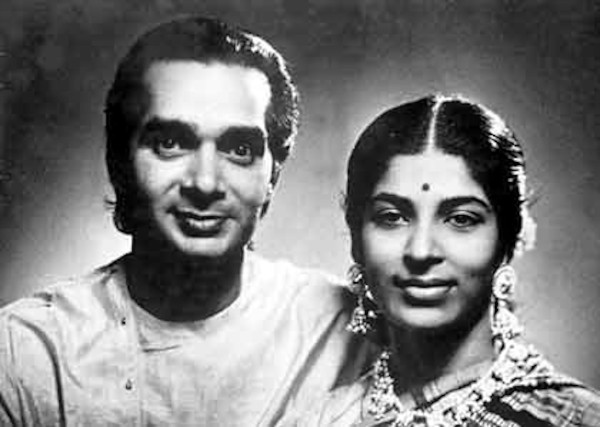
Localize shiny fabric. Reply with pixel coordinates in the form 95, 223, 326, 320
294, 344, 600, 427
0, 252, 369, 426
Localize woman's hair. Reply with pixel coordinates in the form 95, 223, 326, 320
345, 94, 527, 262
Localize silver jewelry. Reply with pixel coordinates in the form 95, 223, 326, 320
347, 263, 376, 335
490, 264, 523, 351
366, 340, 555, 426
364, 264, 538, 425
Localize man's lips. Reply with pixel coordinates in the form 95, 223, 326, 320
392, 277, 457, 303
172, 209, 229, 236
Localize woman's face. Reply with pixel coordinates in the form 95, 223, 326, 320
360, 150, 500, 331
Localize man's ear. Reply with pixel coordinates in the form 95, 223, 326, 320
267, 161, 284, 199
260, 161, 281, 217
259, 184, 275, 218
265, 182, 275, 203
270, 162, 282, 188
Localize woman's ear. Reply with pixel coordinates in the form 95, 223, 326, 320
351, 234, 363, 264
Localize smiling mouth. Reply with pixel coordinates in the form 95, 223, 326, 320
393, 278, 457, 304
174, 210, 228, 236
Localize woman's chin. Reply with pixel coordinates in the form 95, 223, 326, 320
386, 305, 461, 332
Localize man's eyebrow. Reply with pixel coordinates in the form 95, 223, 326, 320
141, 118, 196, 136
439, 196, 493, 212
218, 126, 267, 142
141, 120, 267, 142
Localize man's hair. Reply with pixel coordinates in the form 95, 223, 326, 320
105, 16, 299, 234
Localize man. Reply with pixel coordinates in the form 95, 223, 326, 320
0, 17, 367, 426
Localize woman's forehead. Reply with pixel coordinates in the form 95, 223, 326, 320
374, 151, 489, 201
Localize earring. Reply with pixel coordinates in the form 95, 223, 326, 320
490, 264, 523, 352
347, 264, 376, 335
367, 349, 401, 419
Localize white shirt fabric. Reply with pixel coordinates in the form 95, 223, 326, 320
0, 252, 368, 426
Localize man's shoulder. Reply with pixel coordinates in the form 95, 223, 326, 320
0, 256, 127, 327
250, 252, 344, 286
249, 252, 351, 301
246, 253, 357, 333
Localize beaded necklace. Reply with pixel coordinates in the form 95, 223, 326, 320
365, 340, 556, 426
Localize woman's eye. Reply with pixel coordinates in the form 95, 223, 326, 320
446, 213, 482, 229
373, 209, 409, 227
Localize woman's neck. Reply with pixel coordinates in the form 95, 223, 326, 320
126, 243, 244, 322
387, 312, 494, 395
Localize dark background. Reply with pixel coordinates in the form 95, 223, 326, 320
1, 0, 599, 387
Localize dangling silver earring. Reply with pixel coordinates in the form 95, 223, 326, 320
347, 263, 376, 334
366, 349, 401, 419
490, 264, 523, 352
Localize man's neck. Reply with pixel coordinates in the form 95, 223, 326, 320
125, 245, 244, 322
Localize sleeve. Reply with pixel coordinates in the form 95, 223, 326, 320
0, 313, 22, 426
286, 276, 373, 404
574, 387, 600, 427
276, 382, 366, 427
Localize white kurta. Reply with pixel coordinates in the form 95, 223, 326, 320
0, 252, 369, 426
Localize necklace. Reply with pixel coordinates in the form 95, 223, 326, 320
366, 340, 556, 426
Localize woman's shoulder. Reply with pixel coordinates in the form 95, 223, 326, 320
571, 386, 600, 427
493, 375, 600, 427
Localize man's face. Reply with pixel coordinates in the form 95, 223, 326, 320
130, 60, 273, 260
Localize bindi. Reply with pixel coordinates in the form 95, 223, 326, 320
421, 183, 430, 191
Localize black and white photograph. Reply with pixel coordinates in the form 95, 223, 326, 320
1, 1, 599, 425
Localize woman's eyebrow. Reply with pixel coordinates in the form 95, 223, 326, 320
370, 193, 415, 212
439, 196, 493, 212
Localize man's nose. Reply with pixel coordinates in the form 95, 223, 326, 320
183, 141, 221, 194
403, 223, 442, 273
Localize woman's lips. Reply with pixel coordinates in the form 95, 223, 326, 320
393, 278, 457, 304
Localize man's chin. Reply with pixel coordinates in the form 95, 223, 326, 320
133, 227, 245, 262
173, 236, 244, 261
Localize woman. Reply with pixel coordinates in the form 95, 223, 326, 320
304, 95, 600, 426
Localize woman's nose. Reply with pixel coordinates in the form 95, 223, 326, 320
403, 223, 443, 273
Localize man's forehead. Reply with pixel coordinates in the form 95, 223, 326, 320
143, 59, 271, 99
141, 60, 271, 136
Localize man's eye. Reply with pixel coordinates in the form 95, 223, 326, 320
446, 213, 482, 230
223, 142, 255, 165
233, 143, 253, 158
159, 137, 178, 149
145, 135, 188, 158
